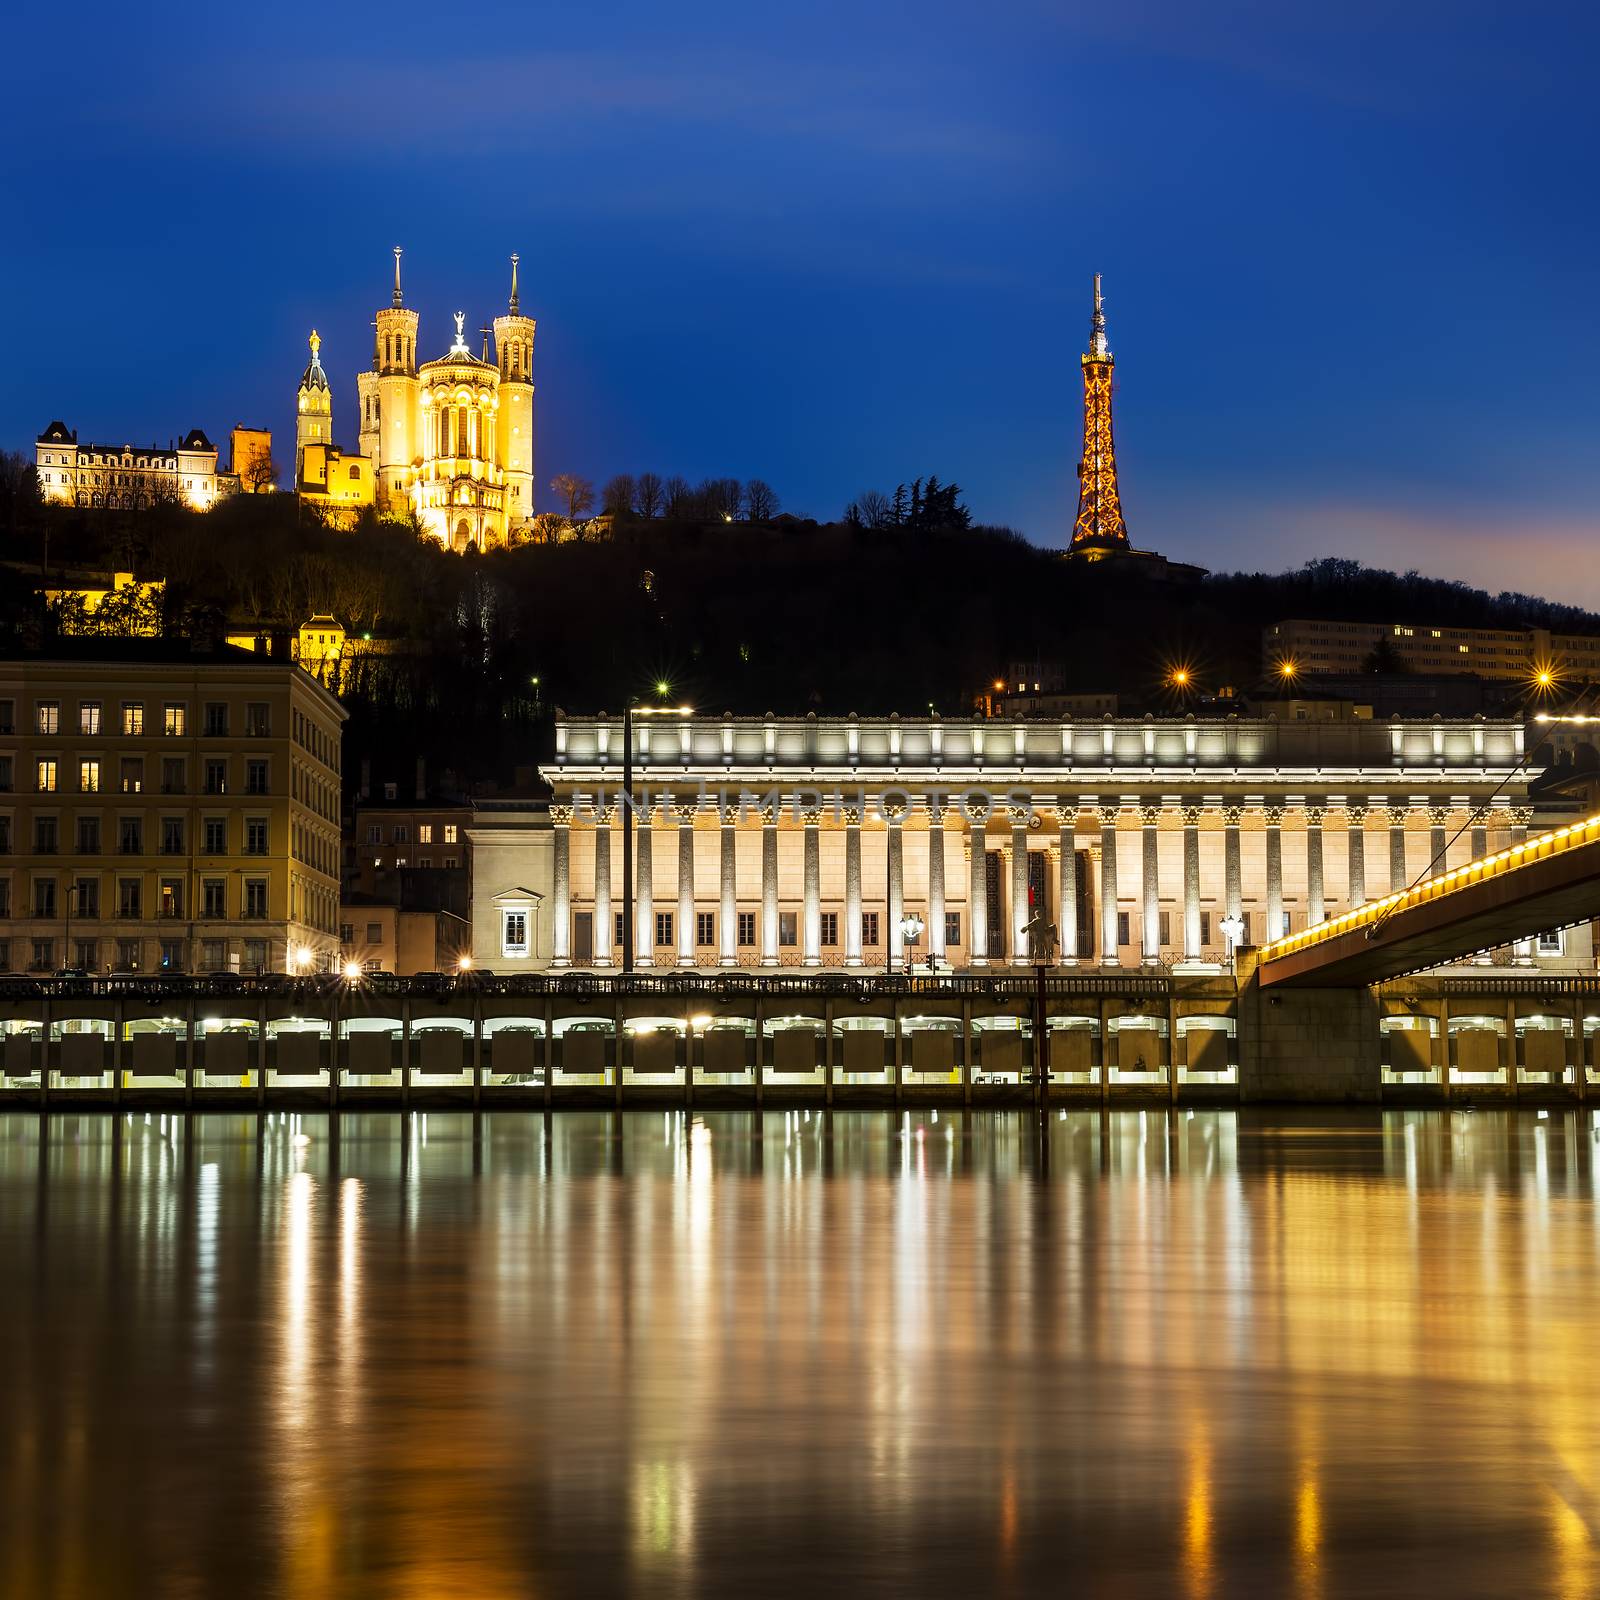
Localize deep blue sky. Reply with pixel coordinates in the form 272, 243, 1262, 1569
5, 1, 1598, 599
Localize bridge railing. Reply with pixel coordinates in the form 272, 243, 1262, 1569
1259, 810, 1600, 966
0, 969, 1176, 1006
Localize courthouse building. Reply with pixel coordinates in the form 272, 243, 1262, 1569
468, 711, 1585, 973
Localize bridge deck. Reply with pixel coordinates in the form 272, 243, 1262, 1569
1258, 813, 1600, 988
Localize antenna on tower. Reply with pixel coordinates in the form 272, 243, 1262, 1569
1089, 272, 1108, 361
509, 252, 521, 315
392, 246, 404, 308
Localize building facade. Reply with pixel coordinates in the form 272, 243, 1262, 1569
0, 645, 346, 975
338, 249, 534, 549
35, 422, 239, 510
1267, 618, 1600, 683
465, 712, 1587, 975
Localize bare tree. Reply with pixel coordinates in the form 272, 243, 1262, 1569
601, 474, 636, 517
703, 478, 742, 520
242, 451, 279, 495
744, 478, 779, 520
529, 512, 572, 544
550, 473, 595, 519
846, 489, 892, 529
664, 475, 694, 518
635, 472, 664, 518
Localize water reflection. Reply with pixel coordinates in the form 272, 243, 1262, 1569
1, 1109, 1599, 1596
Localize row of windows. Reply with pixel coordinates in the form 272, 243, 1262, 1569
0, 814, 269, 856
1, 936, 272, 975
290, 707, 338, 772
19, 754, 269, 795
370, 855, 460, 870
502, 909, 966, 957
365, 822, 460, 845
13, 698, 269, 738
3, 874, 269, 920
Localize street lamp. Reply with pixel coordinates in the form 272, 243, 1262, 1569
1219, 913, 1245, 969
622, 696, 694, 974
899, 911, 924, 975
1022, 909, 1058, 1105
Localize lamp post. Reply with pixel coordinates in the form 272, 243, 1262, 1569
1219, 913, 1245, 972
622, 697, 693, 975
63, 881, 80, 974
1022, 909, 1058, 1107
899, 911, 924, 976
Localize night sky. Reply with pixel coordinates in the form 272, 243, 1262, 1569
5, 1, 1597, 599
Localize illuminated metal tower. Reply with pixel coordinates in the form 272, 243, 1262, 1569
1069, 273, 1130, 555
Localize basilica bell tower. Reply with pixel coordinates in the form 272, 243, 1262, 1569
493, 253, 536, 526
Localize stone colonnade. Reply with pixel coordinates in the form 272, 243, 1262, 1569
547, 797, 1530, 970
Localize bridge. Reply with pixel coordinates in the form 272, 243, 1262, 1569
1257, 811, 1600, 988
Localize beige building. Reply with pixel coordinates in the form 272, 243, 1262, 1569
467, 712, 1588, 976
1267, 618, 1600, 683
339, 898, 469, 976
0, 643, 345, 975
35, 422, 239, 510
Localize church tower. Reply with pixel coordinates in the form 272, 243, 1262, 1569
295, 330, 332, 483
373, 246, 420, 508
493, 253, 536, 526
1068, 274, 1131, 557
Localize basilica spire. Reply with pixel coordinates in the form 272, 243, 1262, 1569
1069, 272, 1130, 554
509, 252, 520, 315
392, 246, 404, 308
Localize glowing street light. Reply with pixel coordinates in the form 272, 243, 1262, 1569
342, 960, 364, 982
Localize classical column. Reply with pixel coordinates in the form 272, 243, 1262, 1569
1470, 809, 1488, 861
1098, 806, 1119, 965
886, 802, 906, 969
1182, 805, 1202, 961
927, 802, 947, 967
1429, 806, 1449, 877
1305, 804, 1325, 926
760, 804, 779, 966
719, 802, 737, 967
1223, 805, 1243, 925
1345, 805, 1367, 908
1264, 804, 1284, 943
551, 804, 572, 967
1511, 806, 1532, 847
1057, 801, 1077, 964
635, 802, 655, 966
593, 805, 613, 967
1010, 805, 1031, 965
675, 801, 696, 967
1141, 803, 1161, 965
844, 805, 864, 967
1388, 805, 1409, 895
802, 808, 821, 967
968, 804, 989, 967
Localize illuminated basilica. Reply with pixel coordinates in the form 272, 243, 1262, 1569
297, 250, 536, 549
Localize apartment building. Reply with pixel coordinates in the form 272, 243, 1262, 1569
1266, 619, 1600, 682
0, 642, 346, 974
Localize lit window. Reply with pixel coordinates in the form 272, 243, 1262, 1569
79, 759, 100, 793
124, 702, 146, 735
36, 758, 58, 793
502, 909, 529, 957
79, 702, 101, 735
444, 824, 458, 844
36, 701, 59, 735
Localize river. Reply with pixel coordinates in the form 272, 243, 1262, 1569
2, 1108, 1597, 1597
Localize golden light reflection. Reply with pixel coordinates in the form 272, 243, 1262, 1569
1184, 1425, 1213, 1600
